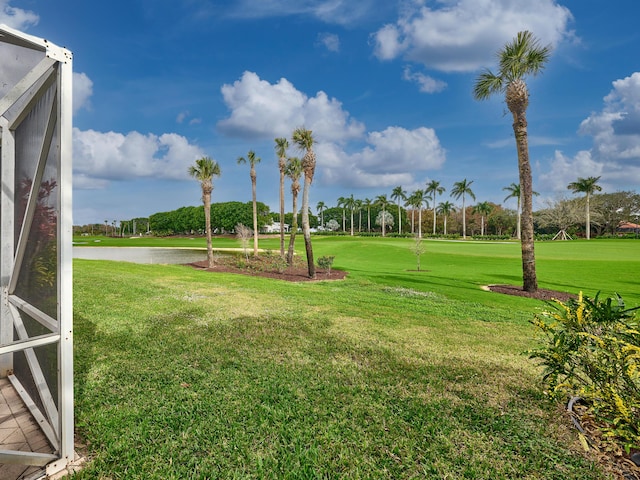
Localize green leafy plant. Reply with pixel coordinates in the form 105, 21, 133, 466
317, 255, 335, 275
529, 292, 640, 452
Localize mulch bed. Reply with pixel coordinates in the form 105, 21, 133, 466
187, 258, 348, 282
486, 284, 577, 302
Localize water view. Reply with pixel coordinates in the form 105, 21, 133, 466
73, 247, 207, 264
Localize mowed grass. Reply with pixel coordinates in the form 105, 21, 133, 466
72, 237, 639, 479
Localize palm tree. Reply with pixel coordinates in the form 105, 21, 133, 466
405, 191, 420, 234
188, 156, 221, 267
437, 201, 456, 235
426, 180, 445, 235
336, 196, 347, 232
567, 176, 602, 240
316, 200, 326, 229
502, 183, 522, 240
355, 199, 363, 232
285, 157, 303, 264
391, 186, 406, 235
237, 150, 261, 257
275, 137, 289, 257
292, 127, 316, 278
375, 194, 390, 237
503, 183, 539, 240
345, 194, 357, 236
474, 31, 551, 292
363, 198, 373, 232
413, 189, 429, 239
450, 179, 475, 239
472, 201, 493, 236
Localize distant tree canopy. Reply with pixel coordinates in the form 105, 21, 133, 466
148, 201, 270, 235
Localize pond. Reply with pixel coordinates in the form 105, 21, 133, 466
73, 247, 208, 264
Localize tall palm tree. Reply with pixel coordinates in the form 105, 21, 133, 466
450, 179, 475, 239
336, 196, 347, 232
285, 157, 303, 264
413, 189, 429, 239
405, 191, 420, 234
355, 199, 363, 232
437, 201, 456, 235
363, 198, 373, 232
567, 176, 602, 240
474, 31, 551, 292
316, 200, 326, 229
375, 194, 390, 237
345, 194, 357, 236
426, 180, 445, 235
275, 137, 289, 257
188, 156, 221, 268
391, 186, 406, 235
237, 150, 261, 256
503, 183, 539, 240
503, 182, 522, 240
472, 201, 493, 236
292, 127, 316, 278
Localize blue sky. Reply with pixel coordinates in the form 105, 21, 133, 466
3, 1, 640, 225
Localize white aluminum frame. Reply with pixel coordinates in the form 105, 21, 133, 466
0, 24, 74, 476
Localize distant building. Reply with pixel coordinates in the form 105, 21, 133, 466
262, 222, 290, 233
618, 221, 640, 234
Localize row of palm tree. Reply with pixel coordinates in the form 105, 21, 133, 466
190, 31, 595, 291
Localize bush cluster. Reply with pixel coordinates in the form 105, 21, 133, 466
529, 293, 640, 452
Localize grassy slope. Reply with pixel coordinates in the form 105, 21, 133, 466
72, 236, 638, 478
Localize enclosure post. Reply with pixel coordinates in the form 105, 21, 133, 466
57, 40, 76, 467
0, 117, 15, 377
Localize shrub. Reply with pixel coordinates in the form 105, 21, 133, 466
317, 255, 335, 274
529, 293, 640, 452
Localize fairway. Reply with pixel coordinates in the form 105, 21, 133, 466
71, 236, 639, 478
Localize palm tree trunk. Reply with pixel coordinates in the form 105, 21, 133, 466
516, 197, 522, 240
418, 209, 422, 238
514, 112, 538, 291
350, 210, 354, 236
203, 192, 214, 267
444, 215, 448, 235
462, 197, 466, 239
397, 201, 402, 235
279, 170, 285, 257
382, 208, 386, 237
301, 176, 315, 278
586, 193, 591, 240
287, 193, 298, 265
432, 202, 437, 235
251, 177, 258, 256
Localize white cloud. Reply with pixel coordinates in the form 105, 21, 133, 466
73, 128, 207, 188
402, 66, 447, 93
217, 71, 364, 142
540, 72, 640, 194
538, 150, 603, 193
372, 0, 574, 72
0, 0, 38, 30
317, 32, 340, 53
73, 72, 93, 113
217, 72, 446, 189
319, 126, 446, 188
226, 0, 382, 25
176, 111, 189, 123
579, 72, 640, 164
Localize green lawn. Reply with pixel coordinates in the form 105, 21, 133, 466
71, 236, 639, 478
